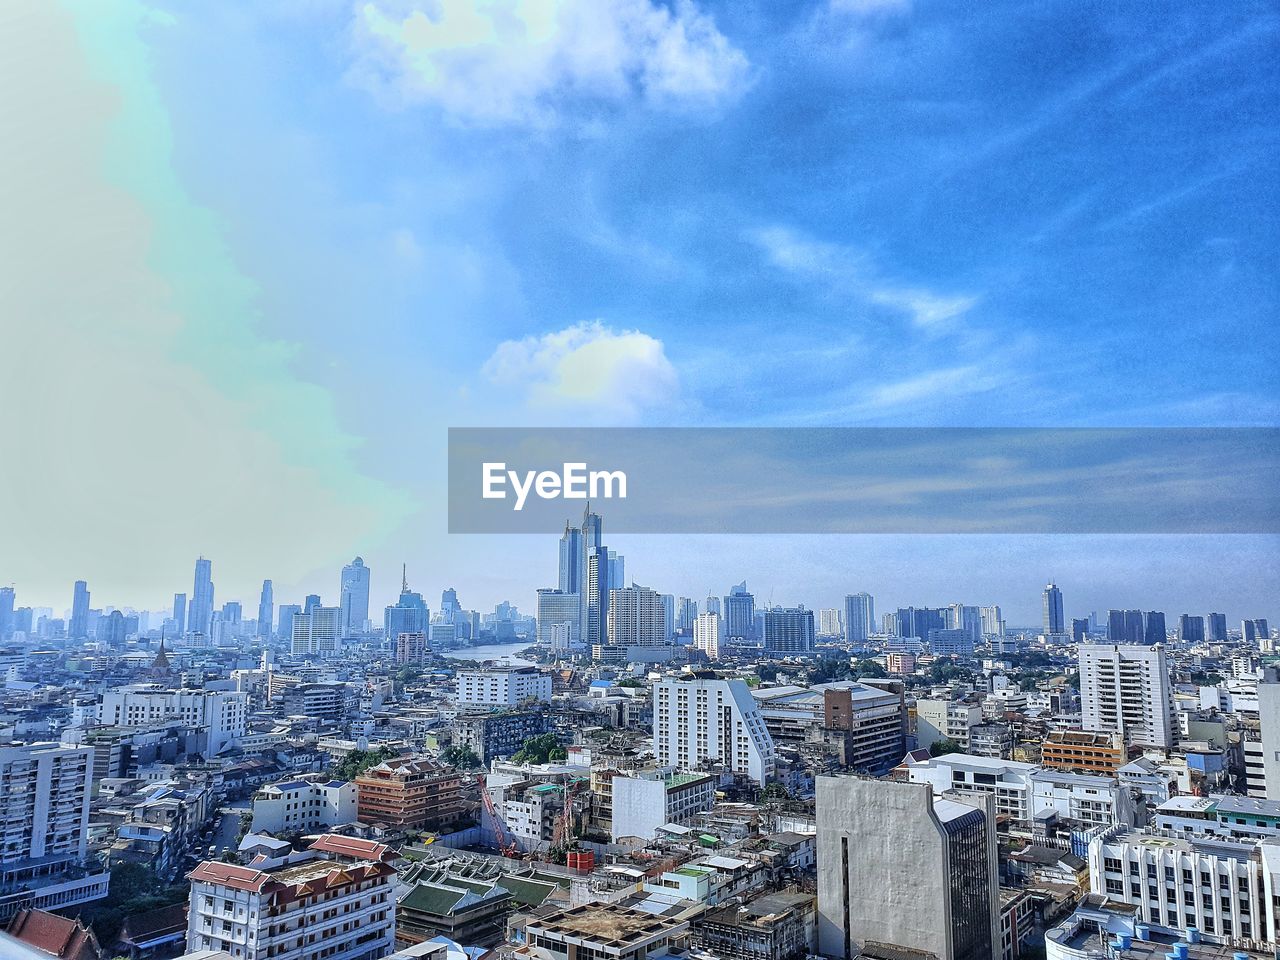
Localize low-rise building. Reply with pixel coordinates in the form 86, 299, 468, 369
1041, 730, 1130, 775
610, 771, 716, 842
355, 758, 464, 832
689, 889, 816, 960
455, 668, 551, 708
250, 775, 358, 836
518, 903, 689, 960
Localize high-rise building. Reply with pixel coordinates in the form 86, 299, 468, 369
172, 592, 186, 637
439, 587, 461, 623
693, 611, 724, 660
724, 582, 756, 641
606, 584, 667, 647
818, 608, 843, 638
1106, 609, 1146, 645
304, 594, 321, 614
979, 604, 1004, 638
277, 603, 301, 642
843, 593, 874, 643
676, 596, 698, 632
256, 580, 273, 637
384, 566, 428, 640
1142, 610, 1166, 645
816, 776, 999, 960
653, 673, 776, 783
1259, 668, 1280, 799
292, 606, 342, 657
0, 742, 106, 912
895, 606, 946, 641
557, 520, 582, 594
0, 586, 13, 641
607, 550, 625, 590
661, 593, 675, 641
537, 588, 580, 649
704, 594, 721, 616
762, 606, 815, 656
186, 835, 397, 960
1178, 614, 1205, 643
1071, 618, 1089, 644
339, 556, 370, 637
1079, 644, 1175, 748
1205, 612, 1227, 642
188, 558, 214, 638
1043, 582, 1064, 636
99, 685, 249, 754
1243, 618, 1271, 647
69, 580, 90, 638
586, 547, 612, 647
98, 610, 126, 647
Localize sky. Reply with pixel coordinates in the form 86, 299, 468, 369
1, 0, 1277, 625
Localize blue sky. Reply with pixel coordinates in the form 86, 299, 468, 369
3, 0, 1277, 622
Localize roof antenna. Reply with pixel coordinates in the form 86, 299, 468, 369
402, 564, 409, 594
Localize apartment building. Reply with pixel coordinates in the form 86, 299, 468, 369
250, 775, 358, 836
185, 835, 397, 960
907, 753, 1037, 823
1029, 770, 1138, 829
654, 672, 776, 784
354, 757, 464, 831
610, 770, 716, 842
454, 667, 551, 708
915, 699, 984, 750
1079, 645, 1176, 750
1041, 730, 1130, 775
99, 685, 248, 755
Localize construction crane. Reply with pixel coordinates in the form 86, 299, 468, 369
552, 776, 584, 849
476, 774, 520, 859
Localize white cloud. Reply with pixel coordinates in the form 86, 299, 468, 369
828, 0, 911, 15
482, 320, 679, 420
351, 0, 750, 126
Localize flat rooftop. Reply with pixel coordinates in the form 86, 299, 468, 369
526, 903, 686, 948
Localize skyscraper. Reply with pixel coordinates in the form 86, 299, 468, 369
69, 580, 90, 639
676, 596, 698, 632
762, 606, 815, 656
277, 604, 301, 642
557, 520, 582, 594
816, 777, 999, 960
384, 566, 429, 640
98, 610, 126, 647
172, 592, 187, 637
1078, 643, 1175, 749
291, 605, 342, 657
1178, 614, 1205, 644
723, 581, 755, 641
536, 588, 580, 649
1106, 608, 1145, 644
339, 557, 370, 637
1071, 618, 1089, 644
606, 584, 666, 647
257, 580, 273, 637
1042, 582, 1064, 635
586, 547, 612, 646
1206, 612, 1228, 642
843, 593, 874, 643
188, 557, 214, 637
693, 611, 723, 660
0, 586, 13, 642
1142, 610, 1166, 645
439, 588, 461, 623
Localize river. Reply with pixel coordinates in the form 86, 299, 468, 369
442, 641, 537, 667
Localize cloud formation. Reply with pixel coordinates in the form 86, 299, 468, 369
351, 0, 750, 126
482, 320, 679, 420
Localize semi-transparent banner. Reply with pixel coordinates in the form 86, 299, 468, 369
447, 427, 1279, 534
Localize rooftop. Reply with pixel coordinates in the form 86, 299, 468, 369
526, 903, 686, 948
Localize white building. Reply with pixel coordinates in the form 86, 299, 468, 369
0, 742, 108, 915
99, 685, 248, 754
1029, 770, 1138, 828
455, 667, 552, 708
692, 612, 724, 660
607, 584, 668, 647
249, 775, 358, 836
915, 699, 984, 749
1259, 669, 1280, 798
185, 835, 397, 960
1153, 795, 1280, 841
1079, 644, 1176, 749
610, 770, 716, 842
1088, 829, 1280, 945
290, 606, 342, 657
536, 589, 580, 649
653, 673, 776, 783
907, 753, 1036, 822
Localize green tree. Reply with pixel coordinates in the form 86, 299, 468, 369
440, 744, 482, 769
512, 733, 566, 764
331, 745, 400, 781
930, 737, 964, 757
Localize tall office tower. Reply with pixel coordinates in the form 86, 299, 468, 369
1043, 582, 1064, 635
1078, 644, 1175, 748
384, 567, 429, 639
843, 593, 874, 643
947, 603, 983, 645
653, 673, 776, 783
723, 581, 755, 641
304, 594, 321, 614
172, 593, 186, 637
98, 610, 126, 647
1106, 609, 1145, 644
661, 594, 675, 640
0, 742, 99, 911
537, 588, 580, 648
338, 556, 370, 637
1178, 614, 1205, 644
762, 606, 815, 655
896, 606, 946, 641
1071, 618, 1089, 644
607, 584, 667, 647
1243, 618, 1271, 647
816, 777, 999, 960
1125, 609, 1144, 643
704, 594, 721, 616
586, 547, 612, 646
1142, 611, 1166, 644
676, 596, 698, 632
606, 550, 625, 589
557, 519, 582, 593
0, 586, 13, 641
1206, 612, 1227, 642
222, 601, 242, 623
440, 587, 461, 623
693, 611, 724, 660
256, 580, 273, 637
277, 604, 301, 641
579, 505, 603, 641
291, 606, 342, 656
979, 605, 1004, 637
69, 580, 90, 638
187, 557, 214, 638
